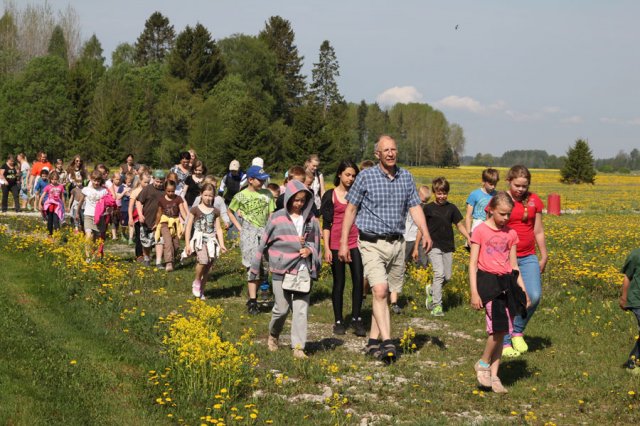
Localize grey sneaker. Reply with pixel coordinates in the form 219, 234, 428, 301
390, 303, 402, 314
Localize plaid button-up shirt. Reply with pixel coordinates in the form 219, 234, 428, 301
346, 164, 420, 235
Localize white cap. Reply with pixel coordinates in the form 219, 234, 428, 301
251, 157, 264, 168
229, 160, 240, 171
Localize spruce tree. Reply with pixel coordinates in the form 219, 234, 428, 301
48, 25, 68, 63
561, 139, 596, 184
309, 40, 344, 117
0, 11, 20, 76
134, 11, 175, 65
259, 16, 306, 119
168, 23, 225, 94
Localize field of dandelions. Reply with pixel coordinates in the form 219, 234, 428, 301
1, 166, 639, 425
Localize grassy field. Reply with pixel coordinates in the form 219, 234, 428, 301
1, 166, 639, 425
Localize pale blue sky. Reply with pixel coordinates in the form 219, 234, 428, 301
37, 0, 640, 157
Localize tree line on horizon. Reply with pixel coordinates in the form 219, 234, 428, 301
0, 4, 466, 174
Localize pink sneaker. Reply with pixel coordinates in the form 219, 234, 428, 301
192, 280, 201, 298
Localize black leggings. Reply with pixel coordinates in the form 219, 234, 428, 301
46, 211, 60, 236
330, 248, 364, 322
134, 222, 143, 258
1, 182, 20, 212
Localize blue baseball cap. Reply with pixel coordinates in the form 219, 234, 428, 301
246, 165, 269, 181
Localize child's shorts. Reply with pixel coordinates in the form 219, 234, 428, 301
239, 221, 263, 268
484, 297, 513, 335
195, 246, 215, 266
84, 215, 106, 234
140, 225, 162, 248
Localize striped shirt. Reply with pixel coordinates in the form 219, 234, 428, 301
346, 164, 420, 235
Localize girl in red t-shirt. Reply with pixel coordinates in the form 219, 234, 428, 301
470, 192, 529, 393
502, 165, 549, 357
320, 160, 365, 337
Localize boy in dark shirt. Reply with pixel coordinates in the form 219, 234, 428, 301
415, 177, 470, 316
136, 170, 166, 267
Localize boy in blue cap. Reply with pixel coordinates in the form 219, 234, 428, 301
229, 165, 275, 314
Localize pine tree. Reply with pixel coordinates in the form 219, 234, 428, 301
357, 100, 368, 159
0, 11, 20, 76
561, 139, 596, 184
134, 12, 175, 65
168, 23, 225, 94
310, 40, 344, 118
47, 25, 67, 63
259, 16, 306, 120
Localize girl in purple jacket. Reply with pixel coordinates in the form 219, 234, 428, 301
249, 180, 321, 359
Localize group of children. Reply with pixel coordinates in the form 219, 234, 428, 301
4, 152, 640, 389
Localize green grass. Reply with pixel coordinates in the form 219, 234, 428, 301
1, 215, 639, 424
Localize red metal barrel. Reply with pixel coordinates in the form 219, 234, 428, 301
547, 193, 561, 216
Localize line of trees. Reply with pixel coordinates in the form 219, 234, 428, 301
0, 6, 465, 174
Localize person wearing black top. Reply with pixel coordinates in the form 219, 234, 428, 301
1, 154, 21, 212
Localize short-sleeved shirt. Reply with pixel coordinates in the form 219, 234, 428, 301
81, 186, 108, 217
30, 161, 53, 177
424, 201, 463, 252
621, 249, 640, 308
471, 222, 519, 275
466, 188, 496, 221
506, 192, 544, 257
158, 195, 184, 218
346, 164, 420, 235
43, 184, 65, 205
34, 179, 49, 195
1, 164, 19, 184
190, 205, 219, 234
228, 188, 275, 228
184, 175, 204, 207
137, 185, 164, 228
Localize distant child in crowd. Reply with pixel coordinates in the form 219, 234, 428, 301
321, 160, 365, 337
189, 175, 230, 230
416, 177, 470, 316
619, 249, 640, 374
391, 185, 431, 314
276, 166, 305, 211
69, 177, 84, 234
465, 168, 499, 241
229, 165, 275, 315
81, 169, 108, 259
33, 168, 50, 217
129, 170, 151, 262
154, 179, 188, 272
184, 183, 227, 299
117, 172, 135, 244
469, 191, 529, 393
109, 171, 122, 240
183, 160, 206, 208
266, 183, 281, 200
136, 170, 166, 267
502, 165, 548, 357
251, 179, 321, 359
40, 171, 65, 236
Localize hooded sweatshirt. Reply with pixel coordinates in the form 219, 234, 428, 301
249, 180, 321, 281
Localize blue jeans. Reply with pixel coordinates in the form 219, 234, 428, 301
504, 254, 541, 346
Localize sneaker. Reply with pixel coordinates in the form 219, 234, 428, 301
425, 284, 433, 309
380, 340, 397, 364
293, 349, 308, 359
143, 259, 150, 267
333, 321, 346, 335
192, 280, 202, 298
267, 335, 278, 352
247, 300, 260, 315
474, 360, 492, 388
502, 345, 520, 358
431, 305, 444, 317
199, 294, 206, 301
511, 336, 528, 353
165, 263, 174, 272
365, 341, 381, 358
352, 318, 367, 337
491, 377, 508, 393
127, 239, 134, 246
155, 263, 164, 270
390, 303, 402, 315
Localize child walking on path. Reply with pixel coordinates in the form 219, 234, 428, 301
502, 165, 548, 357
465, 168, 499, 238
415, 177, 470, 316
41, 171, 65, 236
81, 170, 108, 260
620, 248, 640, 374
321, 160, 365, 337
185, 183, 227, 299
229, 165, 275, 315
250, 179, 321, 359
154, 180, 188, 272
469, 191, 529, 393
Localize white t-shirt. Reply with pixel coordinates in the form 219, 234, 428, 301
291, 214, 307, 271
403, 213, 418, 242
82, 186, 107, 216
